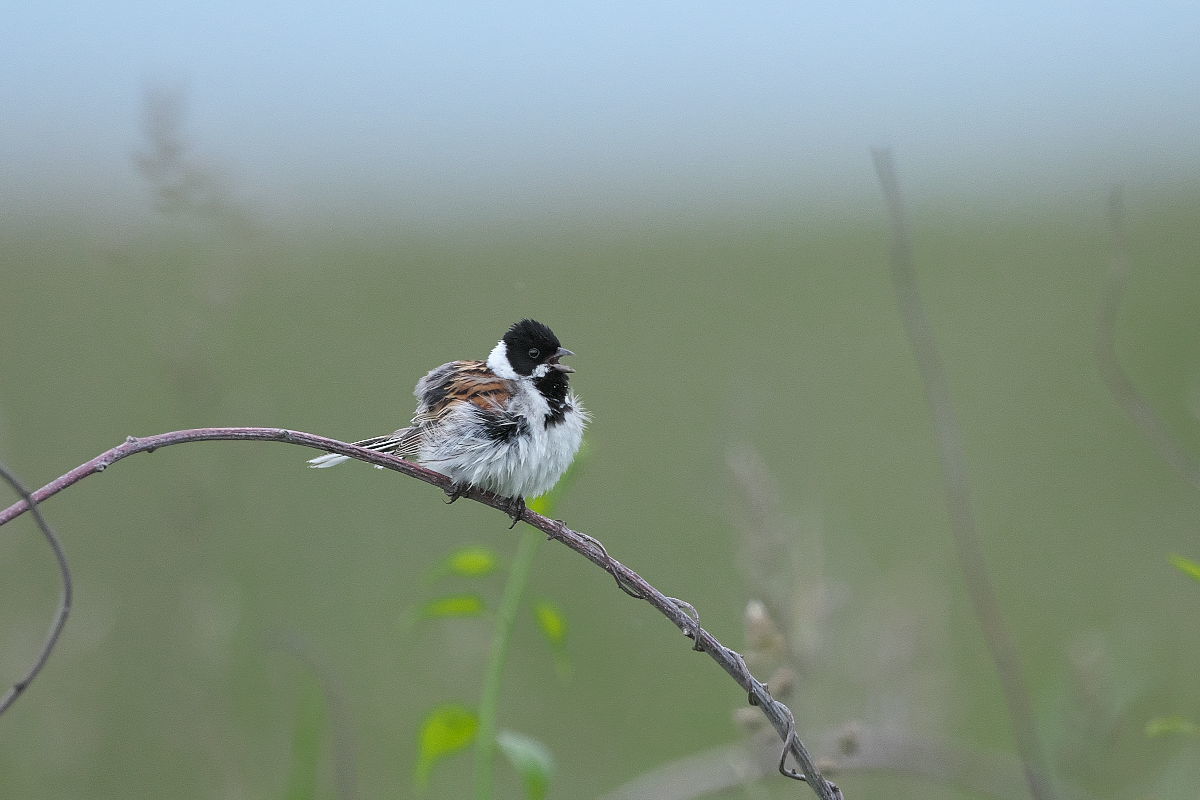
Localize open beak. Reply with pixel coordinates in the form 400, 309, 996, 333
548, 346, 575, 373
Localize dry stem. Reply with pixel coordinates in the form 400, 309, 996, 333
872, 149, 1054, 800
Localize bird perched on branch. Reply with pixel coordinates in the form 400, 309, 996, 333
307, 319, 587, 524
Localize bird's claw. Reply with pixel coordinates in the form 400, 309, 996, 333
505, 496, 526, 529
444, 484, 523, 528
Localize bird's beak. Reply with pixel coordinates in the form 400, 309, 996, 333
548, 346, 575, 372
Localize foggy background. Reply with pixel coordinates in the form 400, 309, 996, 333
7, 2, 1199, 224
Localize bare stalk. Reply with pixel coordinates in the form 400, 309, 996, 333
0, 462, 73, 715
871, 149, 1054, 800
1096, 186, 1200, 488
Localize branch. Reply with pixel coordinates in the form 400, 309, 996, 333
1096, 186, 1200, 489
0, 461, 73, 715
871, 150, 1054, 800
0, 427, 842, 800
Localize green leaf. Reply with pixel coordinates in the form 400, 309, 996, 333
534, 600, 567, 646
497, 729, 554, 800
525, 493, 556, 517
445, 546, 499, 577
415, 705, 478, 790
533, 600, 571, 680
422, 594, 486, 619
283, 681, 326, 800
527, 439, 589, 517
1169, 553, 1200, 583
1145, 715, 1200, 737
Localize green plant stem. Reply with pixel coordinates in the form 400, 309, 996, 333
474, 527, 542, 800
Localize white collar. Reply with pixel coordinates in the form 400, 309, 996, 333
486, 340, 518, 379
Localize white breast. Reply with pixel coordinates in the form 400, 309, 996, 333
417, 381, 586, 500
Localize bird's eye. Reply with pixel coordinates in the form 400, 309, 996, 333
528, 348, 540, 359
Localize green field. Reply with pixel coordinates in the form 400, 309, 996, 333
3, 192, 1199, 799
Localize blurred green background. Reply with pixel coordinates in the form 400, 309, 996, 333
4, 194, 1200, 798
3, 4, 1200, 799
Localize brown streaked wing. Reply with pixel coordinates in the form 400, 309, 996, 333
424, 361, 514, 419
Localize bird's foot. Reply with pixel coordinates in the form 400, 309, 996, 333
504, 496, 526, 529
444, 481, 465, 504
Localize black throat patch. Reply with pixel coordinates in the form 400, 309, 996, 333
534, 372, 572, 427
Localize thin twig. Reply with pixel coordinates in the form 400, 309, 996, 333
1097, 186, 1200, 488
871, 149, 1054, 800
0, 428, 842, 800
0, 461, 73, 715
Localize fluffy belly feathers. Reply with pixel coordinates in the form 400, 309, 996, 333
418, 396, 585, 499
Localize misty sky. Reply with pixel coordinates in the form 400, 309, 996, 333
6, 2, 1199, 223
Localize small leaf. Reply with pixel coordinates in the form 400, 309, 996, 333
497, 729, 554, 800
422, 594, 486, 619
526, 493, 556, 517
434, 546, 499, 578
534, 600, 571, 680
534, 601, 567, 646
414, 705, 478, 789
1169, 553, 1200, 583
1145, 715, 1200, 737
446, 546, 499, 577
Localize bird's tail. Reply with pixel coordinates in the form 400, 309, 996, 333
306, 432, 411, 469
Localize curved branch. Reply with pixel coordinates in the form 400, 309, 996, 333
0, 461, 73, 715
0, 427, 842, 800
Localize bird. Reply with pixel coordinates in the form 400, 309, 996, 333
307, 319, 587, 525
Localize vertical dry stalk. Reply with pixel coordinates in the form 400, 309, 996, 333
1096, 187, 1200, 488
872, 149, 1054, 800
